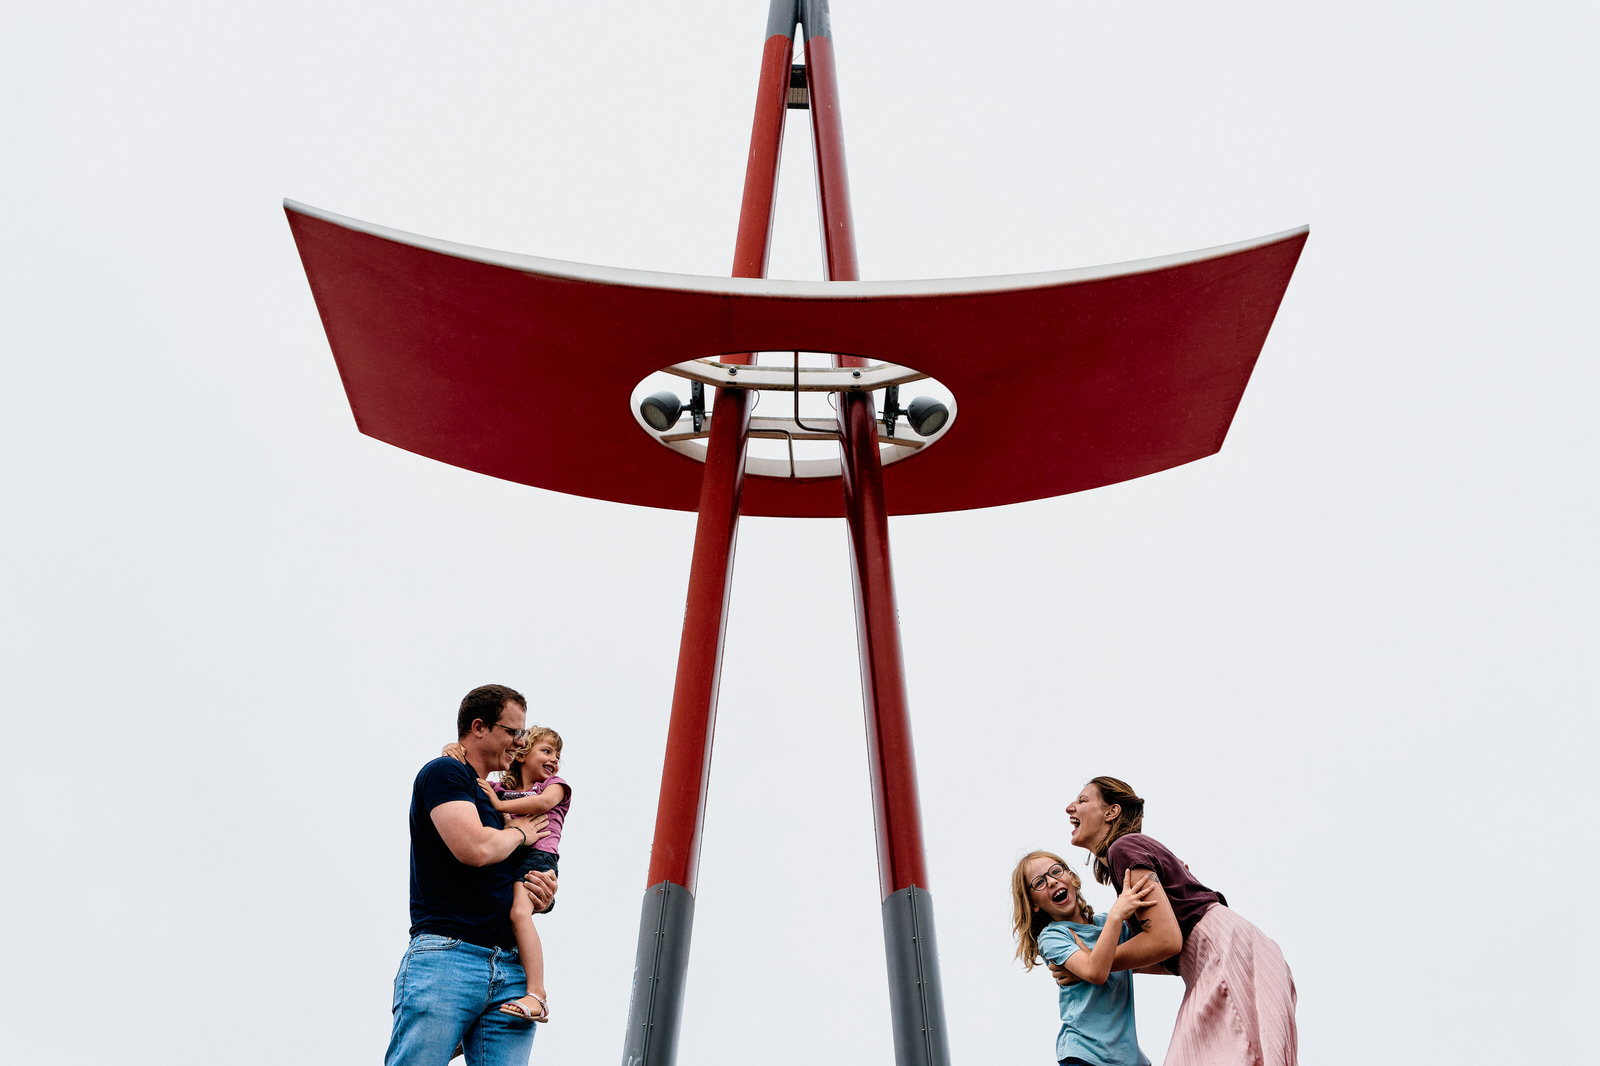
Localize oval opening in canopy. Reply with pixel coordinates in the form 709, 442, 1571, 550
629, 351, 958, 480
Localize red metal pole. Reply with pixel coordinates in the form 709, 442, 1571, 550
802, 3, 949, 1064
622, 5, 797, 1066
802, 9, 929, 900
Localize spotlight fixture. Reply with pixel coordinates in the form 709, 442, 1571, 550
905, 395, 949, 437
639, 391, 682, 431
639, 381, 706, 433
882, 385, 948, 438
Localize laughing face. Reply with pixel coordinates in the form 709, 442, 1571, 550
489, 703, 529, 772
1066, 781, 1116, 851
1024, 856, 1082, 922
518, 736, 561, 784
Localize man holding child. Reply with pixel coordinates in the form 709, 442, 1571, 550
386, 684, 559, 1066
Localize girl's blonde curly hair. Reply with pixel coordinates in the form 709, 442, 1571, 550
500, 727, 563, 793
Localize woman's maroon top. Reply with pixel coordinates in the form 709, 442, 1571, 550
1107, 833, 1227, 972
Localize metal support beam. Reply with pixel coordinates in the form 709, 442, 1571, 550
882, 887, 951, 1066
803, 3, 952, 1065
623, 882, 697, 1066
621, 4, 797, 1066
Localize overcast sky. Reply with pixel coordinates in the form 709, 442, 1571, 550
2, 2, 1596, 1064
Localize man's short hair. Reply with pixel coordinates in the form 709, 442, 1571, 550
457, 684, 527, 739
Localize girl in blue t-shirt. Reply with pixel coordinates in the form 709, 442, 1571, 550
1011, 850, 1155, 1066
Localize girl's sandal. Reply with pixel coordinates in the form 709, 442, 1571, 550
497, 992, 549, 1023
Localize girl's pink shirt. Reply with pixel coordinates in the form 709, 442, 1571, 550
494, 775, 570, 854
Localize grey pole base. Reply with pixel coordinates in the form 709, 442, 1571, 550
622, 880, 697, 1066
882, 886, 952, 1066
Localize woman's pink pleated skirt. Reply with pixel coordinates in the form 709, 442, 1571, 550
1164, 904, 1297, 1066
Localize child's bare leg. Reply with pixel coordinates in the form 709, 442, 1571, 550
497, 884, 548, 1021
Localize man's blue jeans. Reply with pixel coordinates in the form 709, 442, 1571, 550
386, 934, 537, 1066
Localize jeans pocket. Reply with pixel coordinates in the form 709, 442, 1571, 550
410, 934, 460, 954
394, 936, 466, 1011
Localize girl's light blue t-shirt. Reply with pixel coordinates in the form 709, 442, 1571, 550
1037, 913, 1151, 1066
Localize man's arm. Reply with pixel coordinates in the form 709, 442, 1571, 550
430, 801, 550, 867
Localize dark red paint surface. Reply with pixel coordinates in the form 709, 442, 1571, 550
285, 203, 1306, 518
806, 29, 930, 899
643, 30, 796, 893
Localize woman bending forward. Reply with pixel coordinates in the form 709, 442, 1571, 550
1060, 776, 1297, 1066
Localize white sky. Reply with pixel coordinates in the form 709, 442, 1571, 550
2, 2, 1596, 1063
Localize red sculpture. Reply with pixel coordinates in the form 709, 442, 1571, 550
285, 2, 1305, 1064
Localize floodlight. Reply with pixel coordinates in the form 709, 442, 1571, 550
640, 391, 683, 431
905, 395, 949, 436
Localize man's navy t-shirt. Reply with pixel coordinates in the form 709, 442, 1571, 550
409, 756, 517, 948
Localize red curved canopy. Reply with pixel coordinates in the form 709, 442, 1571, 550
284, 200, 1306, 517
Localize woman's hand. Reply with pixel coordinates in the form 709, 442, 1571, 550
1107, 870, 1156, 925
1048, 958, 1082, 987
1053, 876, 1163, 987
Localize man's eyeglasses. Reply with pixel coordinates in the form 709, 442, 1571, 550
1029, 864, 1072, 892
495, 723, 531, 743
